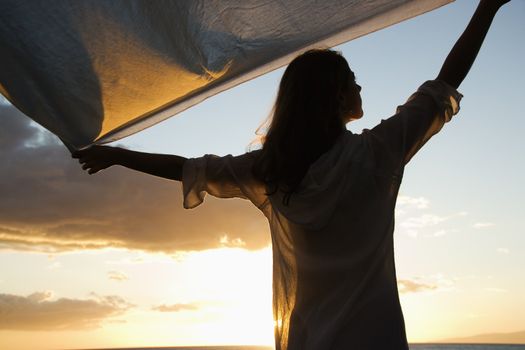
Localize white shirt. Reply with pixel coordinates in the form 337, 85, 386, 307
182, 80, 462, 350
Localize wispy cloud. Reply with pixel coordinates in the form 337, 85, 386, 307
496, 247, 510, 255
396, 195, 468, 238
401, 214, 448, 228
399, 214, 449, 237
107, 270, 129, 281
397, 279, 437, 294
0, 291, 132, 330
397, 195, 429, 210
152, 302, 200, 312
0, 106, 269, 253
219, 234, 246, 248
398, 274, 456, 294
396, 195, 430, 217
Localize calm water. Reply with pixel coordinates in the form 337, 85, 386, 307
410, 345, 525, 350
83, 345, 525, 350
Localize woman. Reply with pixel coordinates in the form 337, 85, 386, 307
73, 1, 510, 349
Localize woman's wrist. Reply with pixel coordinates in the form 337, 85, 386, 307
112, 146, 128, 166
479, 0, 508, 13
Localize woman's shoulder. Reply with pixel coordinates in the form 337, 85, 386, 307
232, 149, 262, 165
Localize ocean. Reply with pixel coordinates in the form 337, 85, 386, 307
83, 345, 525, 350
410, 345, 525, 350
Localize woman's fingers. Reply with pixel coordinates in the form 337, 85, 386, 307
78, 155, 94, 164
81, 162, 107, 175
90, 162, 111, 174
77, 155, 105, 173
72, 149, 90, 159
77, 156, 92, 167
72, 145, 116, 175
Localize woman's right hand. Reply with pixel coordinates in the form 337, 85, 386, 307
72, 145, 122, 175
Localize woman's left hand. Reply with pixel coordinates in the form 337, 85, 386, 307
72, 145, 122, 174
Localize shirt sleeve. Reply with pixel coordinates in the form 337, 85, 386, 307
182, 151, 267, 210
365, 80, 462, 170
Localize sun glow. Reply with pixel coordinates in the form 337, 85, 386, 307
176, 246, 275, 345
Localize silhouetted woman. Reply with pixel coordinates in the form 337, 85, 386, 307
74, 1, 510, 348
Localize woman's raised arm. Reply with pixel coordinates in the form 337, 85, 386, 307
72, 146, 187, 181
436, 0, 510, 89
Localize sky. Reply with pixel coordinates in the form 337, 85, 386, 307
1, 1, 524, 349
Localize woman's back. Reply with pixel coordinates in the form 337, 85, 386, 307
267, 131, 405, 350
182, 79, 461, 350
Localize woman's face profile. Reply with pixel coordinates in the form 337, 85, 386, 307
344, 71, 363, 123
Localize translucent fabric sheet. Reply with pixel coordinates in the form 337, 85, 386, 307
0, 0, 451, 149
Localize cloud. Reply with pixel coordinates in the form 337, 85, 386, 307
0, 291, 132, 330
399, 214, 448, 237
397, 279, 438, 294
496, 247, 510, 255
107, 270, 128, 281
401, 214, 447, 229
473, 222, 495, 229
219, 234, 246, 248
152, 302, 200, 312
397, 274, 456, 294
395, 195, 430, 217
396, 195, 471, 238
0, 105, 269, 253
397, 195, 429, 210
396, 196, 469, 238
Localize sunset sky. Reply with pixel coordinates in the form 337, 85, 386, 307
1, 1, 524, 349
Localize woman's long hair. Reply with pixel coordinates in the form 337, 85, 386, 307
252, 49, 355, 204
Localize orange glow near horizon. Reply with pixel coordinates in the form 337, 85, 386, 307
0, 245, 524, 350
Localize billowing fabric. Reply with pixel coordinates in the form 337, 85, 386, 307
182, 80, 462, 350
0, 0, 451, 149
